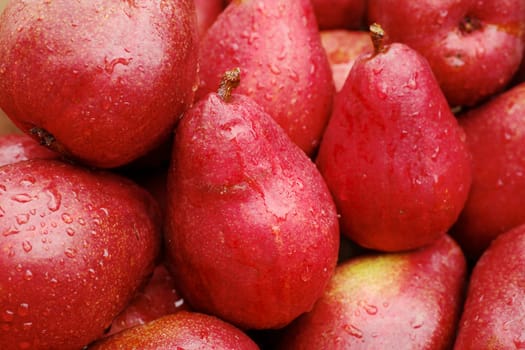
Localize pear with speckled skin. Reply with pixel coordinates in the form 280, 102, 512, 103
0, 159, 161, 350
165, 70, 340, 329
279, 235, 467, 350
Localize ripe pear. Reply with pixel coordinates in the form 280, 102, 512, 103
452, 83, 525, 259
368, 0, 525, 107
316, 25, 472, 252
196, 0, 334, 155
0, 159, 161, 350
279, 235, 467, 350
454, 224, 525, 349
91, 312, 259, 350
0, 0, 199, 168
165, 70, 340, 329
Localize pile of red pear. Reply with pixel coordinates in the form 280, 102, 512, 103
0, 0, 524, 349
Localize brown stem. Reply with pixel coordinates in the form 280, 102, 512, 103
29, 126, 70, 158
30, 127, 56, 148
218, 67, 241, 102
370, 23, 386, 54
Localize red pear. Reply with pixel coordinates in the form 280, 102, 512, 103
196, 0, 334, 155
0, 0, 199, 168
367, 0, 525, 107
316, 25, 472, 252
279, 235, 467, 350
454, 224, 525, 349
0, 159, 161, 350
91, 312, 259, 350
452, 83, 525, 259
165, 70, 340, 329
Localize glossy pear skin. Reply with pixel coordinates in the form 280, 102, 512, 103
368, 0, 525, 107
453, 83, 525, 259
196, 0, 334, 155
0, 159, 161, 350
280, 235, 466, 350
317, 41, 472, 252
0, 0, 199, 168
0, 133, 59, 167
165, 92, 340, 329
91, 312, 260, 350
454, 224, 525, 349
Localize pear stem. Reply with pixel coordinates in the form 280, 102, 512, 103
30, 127, 56, 148
218, 67, 241, 102
29, 126, 71, 159
370, 23, 386, 54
